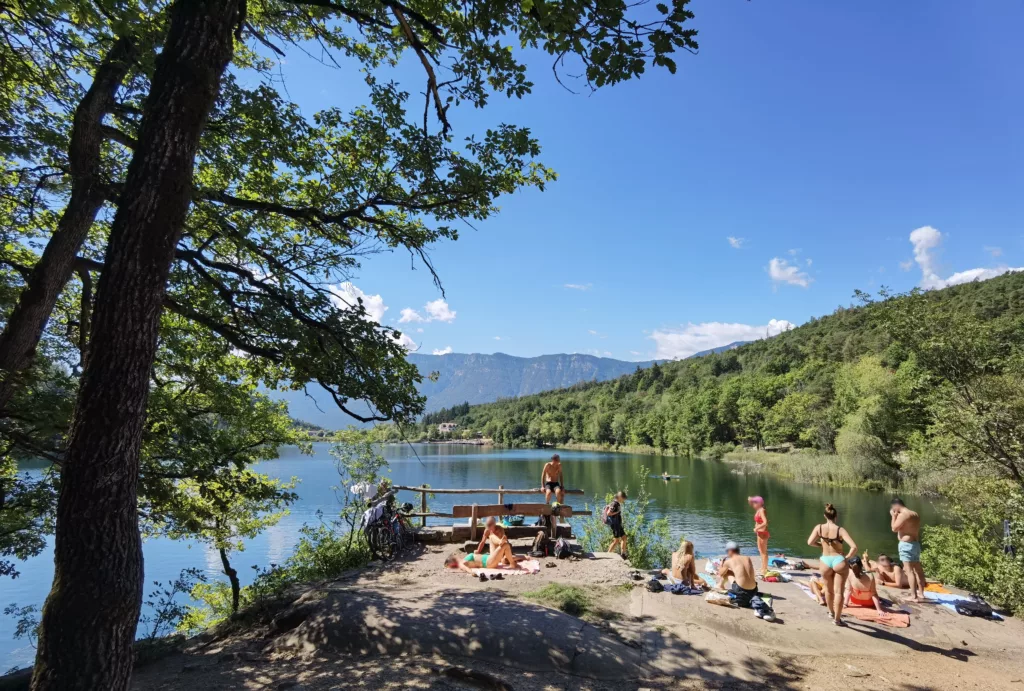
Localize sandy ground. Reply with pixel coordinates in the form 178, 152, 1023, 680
129, 542, 1024, 691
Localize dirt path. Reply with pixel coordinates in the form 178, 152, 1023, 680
130, 546, 1024, 690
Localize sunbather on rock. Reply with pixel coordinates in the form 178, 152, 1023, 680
717, 541, 759, 607
662, 539, 698, 588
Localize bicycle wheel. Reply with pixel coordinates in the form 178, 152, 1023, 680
370, 524, 397, 562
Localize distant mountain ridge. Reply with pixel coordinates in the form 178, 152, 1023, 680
406, 352, 660, 413
276, 343, 748, 427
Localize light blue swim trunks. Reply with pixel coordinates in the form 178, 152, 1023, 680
898, 540, 921, 563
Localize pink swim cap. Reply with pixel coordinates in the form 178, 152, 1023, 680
748, 495, 764, 506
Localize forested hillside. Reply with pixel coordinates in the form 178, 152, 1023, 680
443, 274, 1024, 459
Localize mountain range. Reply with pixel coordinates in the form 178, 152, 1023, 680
277, 342, 746, 427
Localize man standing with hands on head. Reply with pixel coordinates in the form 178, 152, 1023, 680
541, 453, 565, 504
890, 498, 927, 602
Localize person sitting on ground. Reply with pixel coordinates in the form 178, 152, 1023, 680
662, 538, 698, 587
890, 497, 927, 603
607, 491, 628, 559
446, 543, 524, 573
865, 550, 909, 589
844, 556, 885, 614
717, 541, 759, 608
541, 453, 565, 504
809, 575, 828, 606
807, 503, 858, 626
475, 516, 509, 555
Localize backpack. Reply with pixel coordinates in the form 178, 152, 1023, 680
646, 578, 664, 593
955, 599, 995, 618
602, 503, 614, 525
554, 538, 571, 559
531, 532, 550, 558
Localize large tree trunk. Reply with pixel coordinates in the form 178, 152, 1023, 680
30, 2, 243, 689
0, 37, 134, 411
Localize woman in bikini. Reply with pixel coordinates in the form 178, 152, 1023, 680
844, 556, 885, 614
661, 539, 698, 587
748, 496, 769, 576
445, 542, 524, 573
806, 503, 858, 626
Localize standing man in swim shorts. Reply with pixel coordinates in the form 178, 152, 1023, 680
541, 453, 565, 504
890, 497, 926, 602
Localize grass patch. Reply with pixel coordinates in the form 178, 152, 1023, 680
522, 583, 591, 617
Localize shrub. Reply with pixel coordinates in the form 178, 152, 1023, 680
578, 466, 673, 570
921, 477, 1024, 615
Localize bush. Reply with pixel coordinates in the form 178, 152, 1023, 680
180, 521, 373, 635
702, 442, 736, 461
921, 477, 1024, 615
578, 466, 673, 570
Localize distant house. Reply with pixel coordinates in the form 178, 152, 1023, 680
438, 422, 459, 434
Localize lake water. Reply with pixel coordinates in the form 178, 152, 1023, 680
2, 444, 946, 670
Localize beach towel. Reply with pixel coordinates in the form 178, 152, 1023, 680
922, 592, 1004, 620
924, 583, 952, 594
843, 604, 911, 628
698, 572, 719, 589
473, 559, 541, 577
796, 582, 818, 601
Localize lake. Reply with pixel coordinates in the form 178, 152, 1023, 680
2, 443, 946, 670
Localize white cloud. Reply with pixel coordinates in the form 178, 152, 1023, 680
806, 258, 813, 267
432, 346, 453, 355
899, 259, 914, 272
493, 336, 502, 341
393, 332, 418, 351
416, 328, 424, 333
650, 319, 796, 360
424, 299, 456, 323
399, 298, 456, 324
564, 283, 593, 291
629, 350, 643, 356
985, 245, 1003, 258
329, 282, 387, 322
788, 248, 801, 256
399, 307, 425, 323
908, 225, 1023, 290
768, 258, 812, 288
727, 236, 745, 249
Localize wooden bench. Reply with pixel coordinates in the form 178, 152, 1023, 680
450, 502, 591, 542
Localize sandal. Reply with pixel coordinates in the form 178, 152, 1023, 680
478, 573, 488, 583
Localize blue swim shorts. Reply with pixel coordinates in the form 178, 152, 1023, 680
898, 540, 921, 563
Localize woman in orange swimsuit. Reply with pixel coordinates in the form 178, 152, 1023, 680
844, 556, 885, 614
748, 495, 769, 575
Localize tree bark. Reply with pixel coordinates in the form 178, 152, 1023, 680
219, 546, 241, 613
0, 37, 134, 411
30, 2, 243, 689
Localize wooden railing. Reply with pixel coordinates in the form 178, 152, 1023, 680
391, 484, 588, 527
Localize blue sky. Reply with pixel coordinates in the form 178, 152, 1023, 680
276, 0, 1023, 361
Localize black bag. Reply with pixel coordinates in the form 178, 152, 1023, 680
554, 538, 571, 559
955, 599, 995, 618
646, 578, 664, 593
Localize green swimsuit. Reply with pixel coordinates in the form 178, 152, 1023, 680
465, 553, 489, 567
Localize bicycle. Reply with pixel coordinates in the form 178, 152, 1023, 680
363, 491, 415, 562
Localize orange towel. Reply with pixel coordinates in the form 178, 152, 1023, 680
843, 604, 911, 628
924, 583, 951, 594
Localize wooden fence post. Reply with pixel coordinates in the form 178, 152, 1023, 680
420, 485, 427, 528
470, 504, 478, 542
497, 484, 504, 506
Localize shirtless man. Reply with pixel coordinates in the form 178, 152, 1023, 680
717, 541, 759, 607
866, 551, 909, 589
890, 498, 926, 602
541, 454, 565, 503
